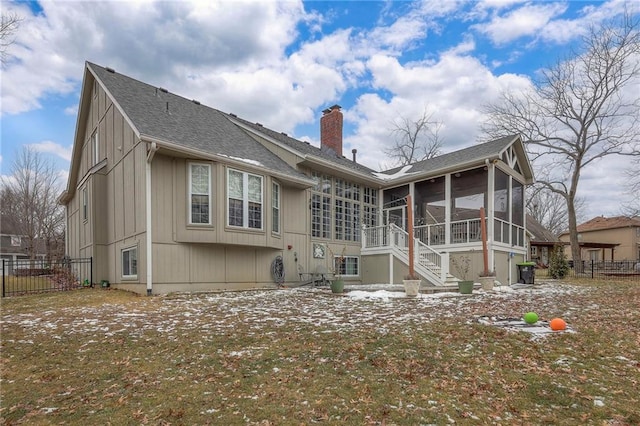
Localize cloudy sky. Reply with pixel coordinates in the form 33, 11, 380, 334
1, 0, 637, 220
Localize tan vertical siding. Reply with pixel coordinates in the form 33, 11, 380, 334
190, 245, 226, 283
123, 151, 136, 236
94, 174, 107, 244
152, 155, 174, 243
113, 162, 124, 240
134, 144, 147, 234
152, 243, 189, 283
226, 247, 256, 282
105, 106, 114, 165
113, 110, 124, 163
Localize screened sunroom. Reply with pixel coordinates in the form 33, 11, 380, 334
361, 135, 534, 287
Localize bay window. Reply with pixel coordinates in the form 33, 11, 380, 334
228, 169, 263, 229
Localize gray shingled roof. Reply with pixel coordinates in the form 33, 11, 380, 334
526, 214, 559, 243
379, 135, 519, 176
88, 63, 309, 182
88, 62, 531, 186
228, 115, 378, 177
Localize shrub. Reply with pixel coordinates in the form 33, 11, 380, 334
548, 245, 569, 279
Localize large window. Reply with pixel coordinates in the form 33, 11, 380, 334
228, 169, 263, 229
494, 169, 510, 222
272, 182, 280, 234
122, 247, 138, 279
334, 255, 359, 277
189, 163, 211, 225
310, 171, 378, 241
451, 168, 487, 221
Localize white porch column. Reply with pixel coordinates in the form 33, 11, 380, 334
445, 173, 451, 245
487, 161, 495, 270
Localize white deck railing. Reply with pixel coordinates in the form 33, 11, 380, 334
362, 224, 448, 284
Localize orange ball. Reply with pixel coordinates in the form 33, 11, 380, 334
549, 318, 567, 331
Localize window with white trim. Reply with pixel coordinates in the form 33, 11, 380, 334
334, 255, 359, 277
228, 169, 263, 229
189, 163, 211, 225
122, 247, 138, 279
272, 182, 280, 234
82, 187, 88, 221
310, 171, 377, 241
92, 130, 99, 165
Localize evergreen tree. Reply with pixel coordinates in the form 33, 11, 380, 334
548, 244, 569, 279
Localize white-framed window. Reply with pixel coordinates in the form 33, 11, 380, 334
188, 163, 211, 225
272, 182, 280, 234
82, 187, 88, 222
334, 255, 359, 277
92, 130, 99, 165
310, 171, 377, 241
121, 246, 138, 279
531, 246, 538, 256
227, 169, 263, 229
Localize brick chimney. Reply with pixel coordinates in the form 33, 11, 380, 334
320, 105, 343, 156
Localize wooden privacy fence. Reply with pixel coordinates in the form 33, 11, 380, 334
1, 258, 93, 297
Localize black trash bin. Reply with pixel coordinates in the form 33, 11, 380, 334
516, 262, 536, 284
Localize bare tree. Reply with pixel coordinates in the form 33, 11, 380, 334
482, 13, 640, 269
621, 159, 640, 216
384, 107, 444, 166
1, 12, 22, 64
527, 184, 585, 236
0, 147, 65, 260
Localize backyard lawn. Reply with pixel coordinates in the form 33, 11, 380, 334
1, 280, 639, 425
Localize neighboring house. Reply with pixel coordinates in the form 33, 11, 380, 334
526, 215, 562, 267
0, 222, 47, 275
559, 216, 640, 261
60, 62, 534, 295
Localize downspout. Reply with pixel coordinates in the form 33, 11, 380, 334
146, 142, 158, 295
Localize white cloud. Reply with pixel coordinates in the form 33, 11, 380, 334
27, 141, 73, 162
346, 48, 533, 170
1, 1, 306, 115
473, 3, 568, 45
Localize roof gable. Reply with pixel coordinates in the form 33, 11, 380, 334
86, 63, 310, 183
376, 135, 534, 183
526, 214, 559, 242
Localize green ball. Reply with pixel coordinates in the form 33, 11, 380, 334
523, 312, 539, 324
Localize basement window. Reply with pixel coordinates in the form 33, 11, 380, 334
334, 255, 359, 277
122, 247, 138, 279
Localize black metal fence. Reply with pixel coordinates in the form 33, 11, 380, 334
538, 259, 640, 282
1, 257, 93, 297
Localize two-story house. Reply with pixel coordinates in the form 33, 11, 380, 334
60, 62, 534, 295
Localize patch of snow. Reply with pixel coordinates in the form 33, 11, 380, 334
217, 154, 263, 167
373, 165, 418, 181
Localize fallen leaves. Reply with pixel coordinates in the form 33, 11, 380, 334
1, 281, 639, 424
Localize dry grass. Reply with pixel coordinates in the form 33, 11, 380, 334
1, 280, 639, 425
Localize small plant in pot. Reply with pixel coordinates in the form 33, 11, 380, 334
478, 269, 496, 291
452, 255, 473, 294
328, 246, 346, 294
403, 272, 421, 297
